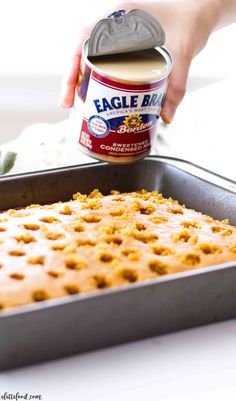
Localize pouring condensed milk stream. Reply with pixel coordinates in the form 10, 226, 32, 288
71, 9, 172, 163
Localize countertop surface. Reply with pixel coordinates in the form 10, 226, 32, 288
1, 319, 236, 401
0, 12, 236, 401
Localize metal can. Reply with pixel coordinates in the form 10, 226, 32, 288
71, 15, 172, 164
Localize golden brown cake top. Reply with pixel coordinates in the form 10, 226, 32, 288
0, 189, 236, 312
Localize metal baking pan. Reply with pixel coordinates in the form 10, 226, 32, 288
1, 155, 236, 371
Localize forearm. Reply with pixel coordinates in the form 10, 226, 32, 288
216, 0, 236, 27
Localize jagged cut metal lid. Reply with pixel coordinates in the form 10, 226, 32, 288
87, 9, 166, 57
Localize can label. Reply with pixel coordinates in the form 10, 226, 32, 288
75, 65, 167, 158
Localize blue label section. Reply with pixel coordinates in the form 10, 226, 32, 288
108, 114, 159, 131
88, 115, 110, 138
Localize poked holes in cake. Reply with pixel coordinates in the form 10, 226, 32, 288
121, 248, 141, 262
44, 232, 65, 241
179, 252, 201, 267
197, 242, 222, 255
211, 225, 234, 236
111, 196, 126, 202
32, 289, 49, 302
39, 216, 61, 224
115, 266, 138, 283
27, 255, 45, 265
172, 230, 198, 245
123, 224, 158, 244
172, 230, 191, 243
51, 242, 68, 251
93, 274, 111, 289
14, 232, 36, 244
131, 200, 155, 215
81, 199, 102, 210
228, 243, 236, 253
149, 215, 168, 224
47, 270, 64, 278
151, 244, 175, 256
23, 223, 40, 231
167, 205, 184, 215
64, 254, 87, 270
101, 223, 123, 235
102, 235, 123, 245
181, 220, 201, 229
59, 205, 75, 216
8, 249, 26, 257
148, 259, 169, 275
81, 215, 102, 223
0, 226, 7, 244
96, 250, 116, 264
9, 272, 25, 280
133, 231, 158, 244
109, 207, 125, 217
77, 238, 97, 247
64, 222, 85, 233
134, 223, 147, 231
64, 284, 80, 295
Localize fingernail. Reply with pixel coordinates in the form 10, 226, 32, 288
61, 102, 72, 108
166, 104, 176, 123
58, 97, 72, 108
163, 103, 176, 123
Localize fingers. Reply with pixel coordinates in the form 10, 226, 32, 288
59, 53, 81, 108
58, 4, 140, 108
59, 26, 92, 108
161, 51, 192, 123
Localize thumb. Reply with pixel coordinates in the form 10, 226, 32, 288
59, 26, 92, 108
161, 52, 191, 123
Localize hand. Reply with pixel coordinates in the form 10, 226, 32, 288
59, 0, 220, 123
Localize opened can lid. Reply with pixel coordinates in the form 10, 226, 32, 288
87, 9, 166, 57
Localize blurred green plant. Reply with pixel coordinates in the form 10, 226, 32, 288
155, 118, 169, 153
0, 151, 17, 175
59, 137, 67, 144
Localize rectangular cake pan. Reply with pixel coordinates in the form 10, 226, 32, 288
1, 156, 236, 371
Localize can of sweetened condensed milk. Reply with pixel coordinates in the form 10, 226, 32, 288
71, 9, 172, 163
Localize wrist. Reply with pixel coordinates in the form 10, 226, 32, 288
200, 0, 222, 32
214, 0, 236, 28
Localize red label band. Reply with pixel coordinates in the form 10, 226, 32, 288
79, 118, 155, 157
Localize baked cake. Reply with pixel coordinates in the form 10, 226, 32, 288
0, 189, 236, 311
